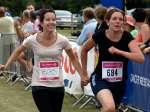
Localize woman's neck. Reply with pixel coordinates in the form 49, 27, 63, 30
106, 29, 123, 41
108, 29, 122, 36
42, 31, 55, 40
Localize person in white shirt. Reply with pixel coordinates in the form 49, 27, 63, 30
0, 6, 15, 33
0, 8, 88, 112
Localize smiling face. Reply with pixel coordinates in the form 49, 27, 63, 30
107, 12, 124, 32
41, 12, 56, 33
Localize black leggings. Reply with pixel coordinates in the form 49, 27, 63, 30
32, 87, 64, 112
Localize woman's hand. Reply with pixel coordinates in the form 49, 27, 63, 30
81, 71, 90, 87
0, 64, 6, 71
143, 47, 150, 54
108, 46, 120, 55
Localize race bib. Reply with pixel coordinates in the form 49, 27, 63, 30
102, 61, 123, 82
39, 61, 60, 81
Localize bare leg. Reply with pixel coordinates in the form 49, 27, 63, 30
96, 89, 115, 112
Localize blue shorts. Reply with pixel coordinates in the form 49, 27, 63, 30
90, 73, 126, 105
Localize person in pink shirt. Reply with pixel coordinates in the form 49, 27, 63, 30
132, 8, 150, 44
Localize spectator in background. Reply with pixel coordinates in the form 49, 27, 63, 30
0, 6, 15, 33
26, 2, 40, 34
30, 11, 40, 33
145, 8, 150, 18
77, 7, 97, 45
132, 8, 150, 44
143, 14, 150, 54
4, 7, 12, 17
26, 2, 35, 12
14, 9, 34, 41
124, 15, 135, 33
94, 5, 108, 32
14, 9, 34, 72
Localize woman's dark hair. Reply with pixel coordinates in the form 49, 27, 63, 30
39, 8, 56, 23
95, 6, 107, 20
39, 8, 56, 31
105, 8, 125, 21
30, 11, 36, 21
132, 8, 146, 22
146, 15, 150, 27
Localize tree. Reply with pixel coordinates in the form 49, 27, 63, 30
0, 0, 100, 16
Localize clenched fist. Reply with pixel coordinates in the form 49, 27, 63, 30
108, 46, 120, 55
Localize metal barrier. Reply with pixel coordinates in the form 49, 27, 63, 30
0, 33, 31, 88
0, 33, 18, 72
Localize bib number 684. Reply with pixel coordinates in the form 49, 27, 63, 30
107, 69, 118, 76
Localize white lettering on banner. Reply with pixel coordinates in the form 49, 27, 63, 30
102, 61, 123, 82
39, 61, 60, 81
61, 47, 77, 75
62, 43, 83, 94
130, 74, 150, 88
62, 41, 95, 95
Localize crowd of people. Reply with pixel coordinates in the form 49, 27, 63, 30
0, 2, 150, 112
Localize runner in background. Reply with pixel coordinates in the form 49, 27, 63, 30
81, 8, 144, 112
0, 8, 88, 112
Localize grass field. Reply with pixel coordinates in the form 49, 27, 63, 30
57, 28, 81, 37
0, 77, 97, 112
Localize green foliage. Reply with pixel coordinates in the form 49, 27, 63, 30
0, 0, 99, 16
1, 0, 150, 16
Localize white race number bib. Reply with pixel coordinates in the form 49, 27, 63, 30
39, 61, 60, 81
102, 61, 123, 82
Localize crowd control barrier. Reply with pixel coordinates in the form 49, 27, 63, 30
0, 33, 30, 87
123, 53, 150, 112
0, 33, 18, 72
